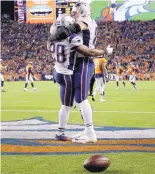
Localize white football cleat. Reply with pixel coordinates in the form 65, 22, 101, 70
100, 99, 106, 102
135, 86, 138, 90
72, 130, 86, 139
33, 88, 37, 91
72, 130, 97, 144
24, 88, 28, 91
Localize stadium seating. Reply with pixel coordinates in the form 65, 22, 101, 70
1, 16, 155, 80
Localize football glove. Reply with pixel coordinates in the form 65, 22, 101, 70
106, 45, 113, 55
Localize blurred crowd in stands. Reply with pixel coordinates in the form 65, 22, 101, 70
96, 20, 155, 75
1, 15, 155, 80
1, 16, 53, 78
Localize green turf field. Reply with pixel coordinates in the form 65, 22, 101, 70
1, 81, 155, 174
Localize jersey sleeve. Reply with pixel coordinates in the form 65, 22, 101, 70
69, 34, 83, 47
53, 23, 81, 41
101, 58, 107, 64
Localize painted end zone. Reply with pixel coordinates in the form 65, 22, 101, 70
1, 117, 155, 155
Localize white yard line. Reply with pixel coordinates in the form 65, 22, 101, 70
1, 109, 155, 114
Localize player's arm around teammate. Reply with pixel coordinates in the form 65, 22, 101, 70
77, 44, 113, 57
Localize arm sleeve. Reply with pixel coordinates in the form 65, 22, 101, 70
50, 23, 81, 42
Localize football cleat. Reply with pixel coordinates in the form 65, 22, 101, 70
72, 130, 97, 144
72, 130, 86, 139
100, 99, 106, 102
24, 88, 28, 91
33, 88, 37, 91
134, 86, 138, 90
55, 133, 71, 141
1, 89, 6, 92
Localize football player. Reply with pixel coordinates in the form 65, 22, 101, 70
92, 57, 107, 102
48, 2, 113, 143
126, 62, 138, 89
115, 63, 126, 89
71, 1, 111, 144
48, 13, 113, 143
0, 59, 7, 92
24, 62, 37, 91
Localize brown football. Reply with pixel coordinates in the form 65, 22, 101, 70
83, 154, 110, 173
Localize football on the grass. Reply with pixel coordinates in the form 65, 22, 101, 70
83, 154, 110, 172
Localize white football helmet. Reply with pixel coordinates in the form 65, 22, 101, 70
50, 14, 75, 34
71, 0, 91, 18
56, 14, 75, 27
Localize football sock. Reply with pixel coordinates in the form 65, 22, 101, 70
100, 94, 103, 100
92, 87, 97, 97
57, 105, 71, 135
116, 81, 119, 87
131, 82, 137, 89
31, 83, 34, 88
123, 81, 125, 87
25, 83, 28, 88
57, 127, 65, 136
89, 78, 95, 95
133, 82, 137, 89
79, 99, 94, 132
73, 100, 84, 119
100, 86, 104, 96
1, 81, 4, 87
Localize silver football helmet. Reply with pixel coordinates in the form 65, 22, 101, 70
71, 0, 91, 18
56, 14, 75, 27
50, 14, 75, 34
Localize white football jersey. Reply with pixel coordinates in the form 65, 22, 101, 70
77, 16, 97, 57
51, 34, 83, 75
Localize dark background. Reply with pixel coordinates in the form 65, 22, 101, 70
1, 1, 14, 19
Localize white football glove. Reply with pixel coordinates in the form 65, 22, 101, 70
106, 45, 113, 55
47, 41, 51, 51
